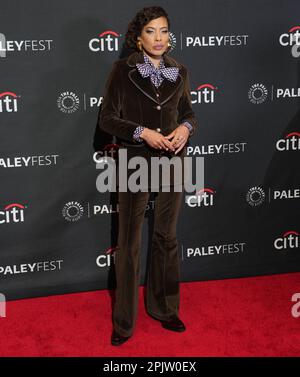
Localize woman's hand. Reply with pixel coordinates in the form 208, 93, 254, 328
164, 124, 190, 154
140, 128, 175, 151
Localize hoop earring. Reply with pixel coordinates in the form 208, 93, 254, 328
164, 41, 171, 54
136, 40, 143, 51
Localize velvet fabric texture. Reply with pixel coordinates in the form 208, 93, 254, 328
97, 51, 198, 337
113, 189, 184, 337
98, 50, 198, 190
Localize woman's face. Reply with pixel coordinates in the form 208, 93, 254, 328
137, 16, 169, 57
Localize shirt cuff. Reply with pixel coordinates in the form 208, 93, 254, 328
181, 121, 193, 135
133, 126, 145, 142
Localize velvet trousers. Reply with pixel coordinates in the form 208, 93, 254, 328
113, 188, 184, 337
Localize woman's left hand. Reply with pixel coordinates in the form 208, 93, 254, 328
164, 124, 190, 155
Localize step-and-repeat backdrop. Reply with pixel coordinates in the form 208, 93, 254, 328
0, 0, 299, 300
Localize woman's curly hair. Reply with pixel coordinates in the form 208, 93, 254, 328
125, 6, 170, 52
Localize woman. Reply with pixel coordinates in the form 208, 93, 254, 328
98, 6, 198, 346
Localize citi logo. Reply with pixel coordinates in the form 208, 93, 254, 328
274, 230, 299, 251
0, 92, 19, 112
93, 144, 120, 163
89, 30, 121, 52
191, 84, 218, 104
279, 25, 300, 46
0, 203, 26, 225
276, 132, 300, 151
185, 187, 215, 207
96, 246, 118, 268
279, 25, 300, 58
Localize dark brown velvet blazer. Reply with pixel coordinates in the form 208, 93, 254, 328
98, 50, 198, 187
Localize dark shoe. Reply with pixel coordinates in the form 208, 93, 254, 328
161, 315, 186, 332
111, 329, 131, 346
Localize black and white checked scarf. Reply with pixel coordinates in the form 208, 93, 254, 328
136, 52, 179, 88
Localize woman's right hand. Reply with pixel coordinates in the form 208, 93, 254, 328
140, 128, 175, 151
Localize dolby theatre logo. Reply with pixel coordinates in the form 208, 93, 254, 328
248, 83, 268, 104
62, 201, 84, 222
246, 186, 266, 206
57, 91, 80, 113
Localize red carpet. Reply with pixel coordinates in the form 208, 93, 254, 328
1, 272, 300, 356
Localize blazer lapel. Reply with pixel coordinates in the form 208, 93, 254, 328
126, 50, 183, 105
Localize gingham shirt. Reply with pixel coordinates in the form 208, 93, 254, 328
132, 52, 193, 142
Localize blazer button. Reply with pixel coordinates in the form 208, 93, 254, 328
156, 128, 161, 133
156, 93, 160, 97
156, 105, 161, 110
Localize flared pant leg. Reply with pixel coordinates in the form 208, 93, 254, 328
146, 189, 184, 320
113, 190, 150, 337
113, 188, 184, 337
